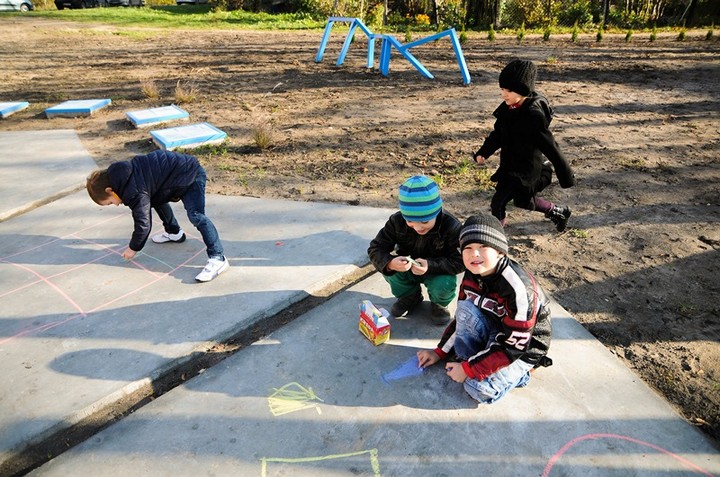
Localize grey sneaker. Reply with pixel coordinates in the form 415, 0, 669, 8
430, 303, 451, 325
195, 257, 229, 282
151, 230, 186, 244
390, 292, 423, 317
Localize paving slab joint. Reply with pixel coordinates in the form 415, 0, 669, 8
1, 263, 377, 477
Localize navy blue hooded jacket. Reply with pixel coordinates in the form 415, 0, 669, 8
108, 150, 200, 252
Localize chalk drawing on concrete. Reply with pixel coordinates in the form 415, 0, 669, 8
542, 433, 715, 477
267, 382, 324, 417
261, 448, 380, 477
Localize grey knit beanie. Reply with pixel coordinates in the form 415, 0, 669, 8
499, 59, 537, 97
459, 215, 509, 255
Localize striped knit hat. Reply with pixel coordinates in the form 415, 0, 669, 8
459, 214, 508, 255
398, 175, 443, 222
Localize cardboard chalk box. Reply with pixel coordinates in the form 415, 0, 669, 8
358, 300, 390, 346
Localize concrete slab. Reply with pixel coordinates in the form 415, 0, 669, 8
150, 123, 227, 150
0, 190, 394, 474
0, 130, 97, 222
44, 99, 111, 118
0, 101, 30, 119
26, 273, 720, 476
126, 105, 189, 128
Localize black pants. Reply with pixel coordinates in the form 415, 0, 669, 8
490, 168, 552, 221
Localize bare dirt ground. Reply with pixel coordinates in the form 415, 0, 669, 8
1, 16, 719, 445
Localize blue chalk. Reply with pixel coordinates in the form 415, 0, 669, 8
381, 356, 425, 384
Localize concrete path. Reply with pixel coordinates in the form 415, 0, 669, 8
0, 130, 95, 222
0, 189, 393, 476
26, 273, 720, 476
0, 131, 718, 476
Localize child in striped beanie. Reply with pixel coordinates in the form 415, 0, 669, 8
367, 175, 465, 325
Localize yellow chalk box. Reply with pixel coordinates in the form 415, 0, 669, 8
358, 300, 391, 346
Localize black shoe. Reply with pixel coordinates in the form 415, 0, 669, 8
430, 303, 451, 325
546, 206, 571, 232
391, 292, 423, 317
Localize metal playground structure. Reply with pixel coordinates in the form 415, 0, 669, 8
315, 17, 471, 85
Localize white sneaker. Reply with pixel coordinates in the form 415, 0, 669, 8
195, 257, 229, 282
151, 230, 186, 244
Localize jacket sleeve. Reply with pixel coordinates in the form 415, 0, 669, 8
475, 105, 503, 159
427, 218, 464, 276
127, 192, 153, 252
530, 113, 575, 188
367, 217, 397, 275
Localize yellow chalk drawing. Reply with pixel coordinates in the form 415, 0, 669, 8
261, 448, 380, 477
267, 382, 323, 417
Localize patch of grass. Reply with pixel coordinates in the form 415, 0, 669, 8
174, 80, 197, 103
28, 6, 325, 30
140, 78, 160, 100
619, 157, 646, 170
568, 228, 589, 239
252, 120, 275, 150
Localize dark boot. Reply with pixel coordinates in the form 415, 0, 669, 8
391, 292, 423, 317
430, 303, 451, 325
546, 206, 571, 232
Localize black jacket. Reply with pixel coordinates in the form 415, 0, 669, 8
367, 210, 464, 277
476, 92, 575, 189
108, 150, 200, 251
435, 255, 552, 380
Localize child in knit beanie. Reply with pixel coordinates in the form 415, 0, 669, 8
473, 59, 576, 232
417, 214, 553, 404
367, 175, 464, 325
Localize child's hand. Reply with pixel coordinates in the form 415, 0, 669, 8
474, 154, 486, 165
387, 256, 412, 272
122, 248, 137, 261
409, 257, 428, 276
417, 349, 440, 368
445, 362, 468, 383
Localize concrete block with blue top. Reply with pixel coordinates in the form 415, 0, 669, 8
150, 122, 227, 151
126, 105, 190, 128
45, 99, 112, 118
0, 101, 30, 119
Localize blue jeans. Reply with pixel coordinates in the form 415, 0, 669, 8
453, 299, 534, 404
154, 168, 224, 259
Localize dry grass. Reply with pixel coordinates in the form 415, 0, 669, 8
174, 80, 197, 103
139, 78, 160, 100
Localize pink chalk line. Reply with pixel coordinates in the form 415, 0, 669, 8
0, 222, 207, 345
542, 433, 715, 477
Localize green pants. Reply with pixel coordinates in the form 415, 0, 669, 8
384, 272, 458, 307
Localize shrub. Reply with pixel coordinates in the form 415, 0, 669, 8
543, 25, 551, 41
488, 23, 496, 41
557, 0, 593, 27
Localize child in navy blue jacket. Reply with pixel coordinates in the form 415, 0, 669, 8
86, 150, 228, 282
